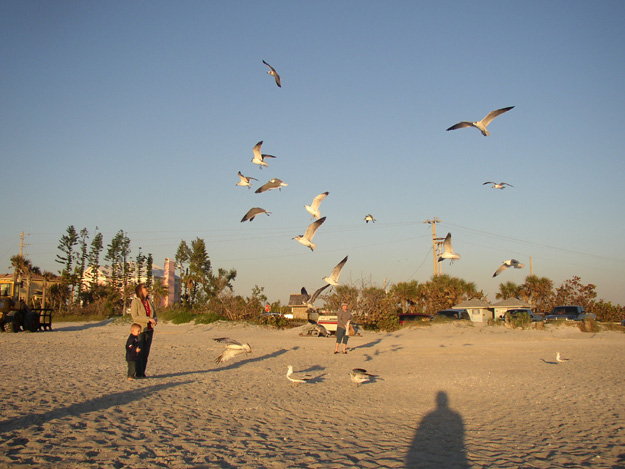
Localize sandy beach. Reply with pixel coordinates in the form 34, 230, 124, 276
1, 320, 624, 468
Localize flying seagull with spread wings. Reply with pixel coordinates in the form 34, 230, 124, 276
255, 178, 288, 193
236, 171, 258, 189
447, 106, 514, 136
492, 259, 524, 277
483, 181, 513, 189
213, 338, 252, 364
364, 214, 376, 223
350, 368, 377, 386
301, 284, 331, 310
293, 217, 326, 251
251, 141, 277, 169
323, 255, 348, 286
438, 233, 461, 263
262, 60, 281, 87
305, 192, 329, 220
241, 207, 271, 222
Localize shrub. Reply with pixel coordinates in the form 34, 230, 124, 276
578, 318, 600, 333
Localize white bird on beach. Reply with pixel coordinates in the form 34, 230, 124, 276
446, 106, 514, 136
483, 181, 513, 190
492, 259, 525, 277
305, 192, 329, 220
213, 338, 252, 364
262, 60, 281, 88
286, 365, 311, 385
556, 352, 569, 363
364, 214, 376, 223
236, 171, 258, 189
293, 217, 326, 251
350, 368, 377, 386
438, 233, 460, 263
251, 141, 277, 169
241, 207, 271, 222
255, 178, 288, 193
323, 255, 348, 286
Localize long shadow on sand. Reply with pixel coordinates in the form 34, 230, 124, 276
349, 338, 382, 350
53, 318, 117, 332
151, 348, 291, 379
405, 391, 469, 468
0, 380, 192, 434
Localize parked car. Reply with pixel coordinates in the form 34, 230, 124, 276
544, 305, 596, 322
501, 308, 543, 322
398, 313, 434, 325
434, 309, 470, 321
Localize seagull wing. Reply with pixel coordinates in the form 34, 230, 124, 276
262, 60, 277, 73
252, 141, 263, 162
492, 263, 509, 277
501, 182, 513, 187
261, 154, 276, 160
481, 106, 514, 126
213, 337, 242, 346
309, 283, 331, 304
241, 207, 270, 222
329, 256, 348, 282
483, 181, 496, 186
215, 348, 246, 364
255, 180, 276, 193
446, 121, 473, 131
304, 216, 326, 241
443, 233, 454, 254
310, 192, 329, 210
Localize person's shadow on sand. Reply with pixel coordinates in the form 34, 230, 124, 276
405, 391, 469, 468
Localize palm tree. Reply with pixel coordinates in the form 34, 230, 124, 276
495, 281, 521, 300
151, 278, 169, 307
520, 275, 554, 312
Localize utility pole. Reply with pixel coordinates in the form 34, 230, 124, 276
19, 231, 30, 257
423, 218, 442, 276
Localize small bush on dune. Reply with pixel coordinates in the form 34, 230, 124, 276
578, 318, 600, 333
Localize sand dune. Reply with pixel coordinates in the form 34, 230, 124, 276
1, 320, 623, 468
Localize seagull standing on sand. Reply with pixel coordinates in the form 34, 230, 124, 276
305, 192, 329, 220
251, 141, 277, 169
255, 178, 288, 193
350, 368, 377, 386
446, 106, 514, 136
556, 352, 569, 363
236, 171, 258, 189
286, 365, 311, 385
364, 214, 376, 223
213, 338, 252, 364
438, 233, 461, 263
492, 259, 525, 277
241, 207, 271, 222
483, 181, 513, 190
293, 217, 326, 251
323, 255, 348, 286
262, 60, 281, 88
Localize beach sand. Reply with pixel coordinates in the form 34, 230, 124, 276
1, 320, 624, 468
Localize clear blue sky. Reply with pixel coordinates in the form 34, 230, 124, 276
2, 1, 624, 306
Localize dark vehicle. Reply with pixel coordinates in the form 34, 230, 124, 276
434, 309, 470, 321
502, 308, 543, 322
398, 313, 433, 325
544, 305, 596, 322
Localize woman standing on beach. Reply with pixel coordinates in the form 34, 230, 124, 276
334, 303, 353, 354
130, 283, 157, 378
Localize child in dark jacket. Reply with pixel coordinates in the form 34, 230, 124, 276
125, 323, 142, 380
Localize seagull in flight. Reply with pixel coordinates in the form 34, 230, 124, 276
241, 207, 271, 222
305, 192, 329, 220
364, 214, 376, 223
350, 368, 377, 386
323, 255, 348, 286
286, 365, 311, 385
236, 171, 258, 189
492, 259, 524, 277
301, 284, 331, 309
447, 106, 514, 136
251, 141, 277, 169
483, 181, 513, 190
213, 338, 252, 364
293, 217, 326, 251
262, 60, 281, 88
438, 233, 460, 263
255, 178, 288, 193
